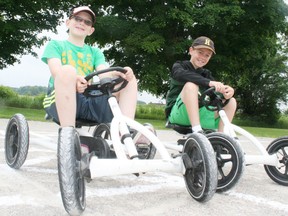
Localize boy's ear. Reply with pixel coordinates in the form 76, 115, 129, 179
87, 27, 95, 36
65, 18, 71, 28
189, 47, 194, 55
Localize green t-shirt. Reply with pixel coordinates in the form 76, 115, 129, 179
41, 40, 107, 89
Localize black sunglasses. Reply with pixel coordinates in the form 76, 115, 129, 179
71, 15, 93, 26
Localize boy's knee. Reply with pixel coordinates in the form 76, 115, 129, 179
227, 97, 237, 110
181, 82, 198, 99
229, 97, 237, 105
182, 82, 199, 94
125, 75, 138, 91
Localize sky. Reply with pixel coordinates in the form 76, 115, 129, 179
0, 21, 164, 104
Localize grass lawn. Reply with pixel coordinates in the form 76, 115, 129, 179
1, 106, 287, 138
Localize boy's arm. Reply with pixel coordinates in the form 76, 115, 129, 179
47, 58, 63, 79
171, 62, 211, 86
47, 58, 88, 93
172, 61, 229, 93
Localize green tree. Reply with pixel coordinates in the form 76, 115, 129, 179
0, 0, 78, 69
86, 0, 288, 123
15, 86, 47, 96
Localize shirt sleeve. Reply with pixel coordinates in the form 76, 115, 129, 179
41, 40, 62, 64
171, 61, 212, 87
92, 47, 109, 68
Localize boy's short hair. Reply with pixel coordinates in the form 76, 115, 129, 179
192, 36, 216, 54
70, 6, 96, 23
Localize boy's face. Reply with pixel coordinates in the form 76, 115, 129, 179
66, 12, 95, 37
189, 47, 213, 69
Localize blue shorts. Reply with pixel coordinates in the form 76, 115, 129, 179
45, 93, 113, 124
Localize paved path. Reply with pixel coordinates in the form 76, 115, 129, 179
0, 118, 287, 216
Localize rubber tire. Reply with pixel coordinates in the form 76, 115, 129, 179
5, 113, 29, 169
183, 133, 218, 202
264, 136, 288, 186
93, 123, 111, 140
58, 127, 85, 215
207, 132, 245, 192
89, 137, 111, 158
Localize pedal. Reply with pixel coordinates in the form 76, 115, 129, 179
171, 153, 182, 158
182, 153, 193, 169
133, 173, 140, 177
81, 152, 94, 183
177, 138, 186, 146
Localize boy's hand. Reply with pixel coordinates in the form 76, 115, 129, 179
222, 85, 234, 99
209, 81, 225, 92
112, 66, 135, 81
209, 81, 234, 99
76, 75, 88, 93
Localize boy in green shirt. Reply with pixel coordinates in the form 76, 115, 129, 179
42, 6, 137, 135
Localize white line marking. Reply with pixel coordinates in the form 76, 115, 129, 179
22, 167, 57, 174
0, 129, 5, 136
225, 190, 288, 212
23, 156, 55, 166
0, 165, 287, 213
0, 195, 43, 207
0, 147, 54, 153
30, 139, 57, 151
0, 156, 56, 167
87, 173, 184, 197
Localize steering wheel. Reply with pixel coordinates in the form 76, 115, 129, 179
199, 87, 230, 111
83, 67, 128, 97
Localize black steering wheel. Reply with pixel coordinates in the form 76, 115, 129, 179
199, 87, 230, 111
83, 67, 128, 97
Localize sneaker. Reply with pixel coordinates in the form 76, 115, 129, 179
81, 144, 89, 155
133, 123, 157, 159
134, 123, 156, 144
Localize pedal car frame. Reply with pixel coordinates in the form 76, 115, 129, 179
199, 87, 288, 186
4, 67, 219, 216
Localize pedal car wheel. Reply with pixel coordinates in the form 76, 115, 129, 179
93, 123, 114, 157
5, 113, 29, 169
89, 137, 110, 158
207, 132, 245, 192
132, 123, 157, 159
183, 133, 217, 202
264, 136, 288, 186
58, 127, 85, 215
93, 123, 111, 140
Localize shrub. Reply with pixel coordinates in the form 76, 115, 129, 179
0, 86, 17, 99
5, 94, 45, 109
136, 104, 166, 120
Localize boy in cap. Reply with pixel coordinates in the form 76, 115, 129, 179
42, 6, 137, 137
165, 36, 236, 133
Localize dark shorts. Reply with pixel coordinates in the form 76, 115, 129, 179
45, 93, 113, 124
